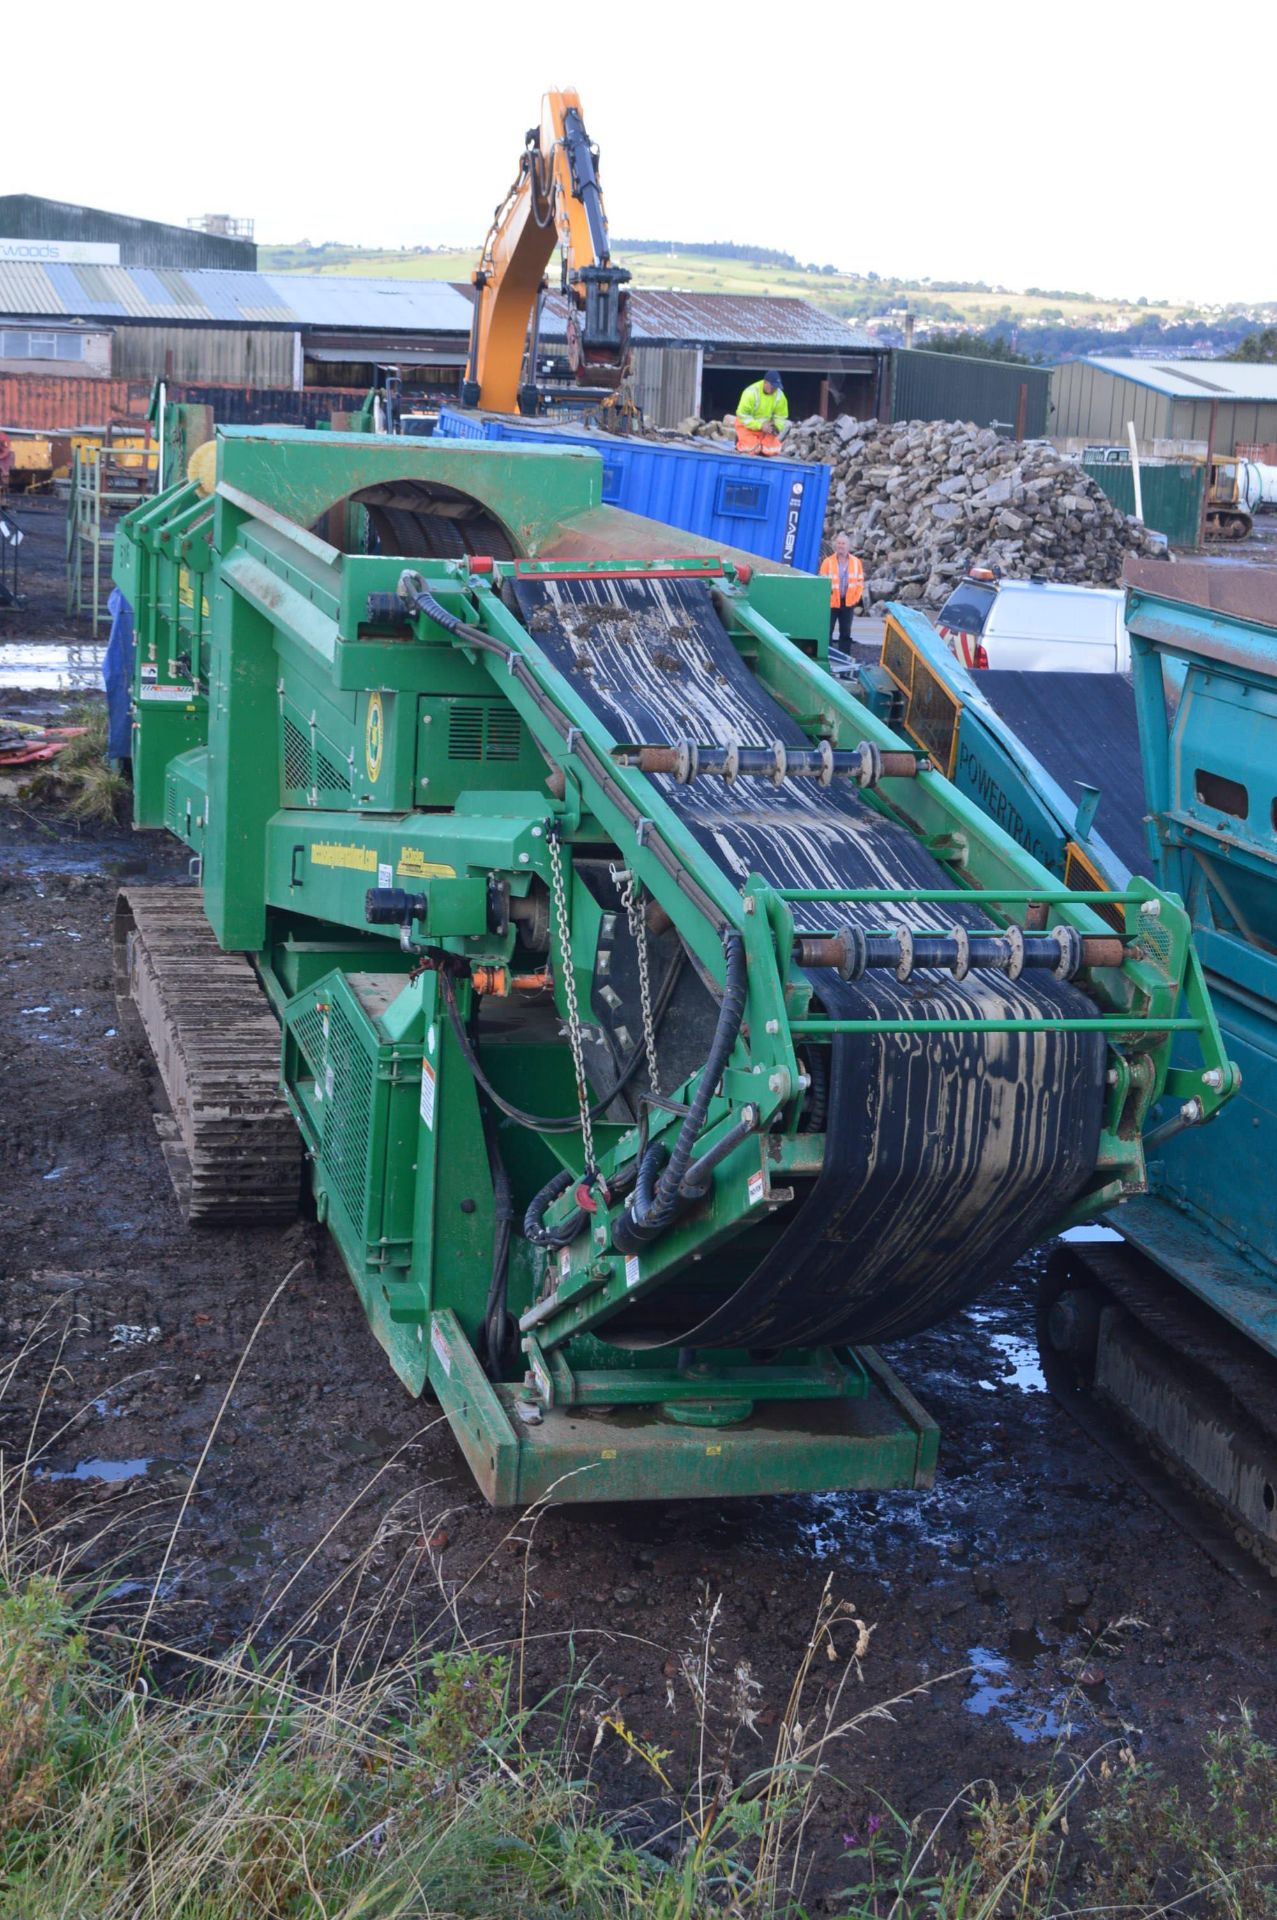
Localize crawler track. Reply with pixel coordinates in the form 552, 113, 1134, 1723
1040, 1241, 1277, 1594
113, 887, 301, 1224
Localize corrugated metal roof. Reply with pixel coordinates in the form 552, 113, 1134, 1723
1, 263, 63, 314
276, 276, 474, 330
536, 289, 874, 350
0, 264, 474, 334
1078, 356, 1277, 402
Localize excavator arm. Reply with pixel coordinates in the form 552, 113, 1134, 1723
461, 88, 631, 415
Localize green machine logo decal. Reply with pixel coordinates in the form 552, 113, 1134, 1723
365, 692, 384, 783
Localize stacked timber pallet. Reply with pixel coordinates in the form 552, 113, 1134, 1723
662, 414, 1165, 607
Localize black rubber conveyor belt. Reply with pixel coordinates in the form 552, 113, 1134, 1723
977, 670, 1151, 879
512, 574, 1107, 1350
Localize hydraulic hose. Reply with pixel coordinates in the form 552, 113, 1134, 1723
523, 1167, 582, 1249
439, 946, 683, 1136
613, 931, 748, 1254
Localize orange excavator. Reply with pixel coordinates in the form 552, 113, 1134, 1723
461, 89, 632, 416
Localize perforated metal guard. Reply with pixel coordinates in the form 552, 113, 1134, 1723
322, 994, 376, 1230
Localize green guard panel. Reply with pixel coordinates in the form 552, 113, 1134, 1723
417, 693, 548, 806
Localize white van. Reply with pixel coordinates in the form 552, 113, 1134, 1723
936, 572, 1129, 673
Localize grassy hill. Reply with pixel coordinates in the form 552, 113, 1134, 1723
259, 242, 1273, 357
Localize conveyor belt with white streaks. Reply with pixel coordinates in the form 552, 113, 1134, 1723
512, 572, 1107, 1350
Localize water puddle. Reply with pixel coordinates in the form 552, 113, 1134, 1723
767, 1485, 962, 1567
0, 642, 106, 691
986, 1332, 1046, 1394
0, 643, 107, 692
103, 1577, 175, 1604
43, 1456, 152, 1484
964, 1643, 1079, 1744
966, 1307, 1046, 1394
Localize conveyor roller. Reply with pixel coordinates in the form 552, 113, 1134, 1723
509, 571, 1107, 1350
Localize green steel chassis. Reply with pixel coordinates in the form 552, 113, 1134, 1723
111, 429, 1238, 1505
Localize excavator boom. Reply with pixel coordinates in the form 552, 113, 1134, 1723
463, 89, 631, 414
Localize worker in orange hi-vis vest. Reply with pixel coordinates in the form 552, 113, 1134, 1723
819, 531, 865, 647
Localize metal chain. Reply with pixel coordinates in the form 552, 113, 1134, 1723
620, 870, 661, 1095
547, 825, 596, 1178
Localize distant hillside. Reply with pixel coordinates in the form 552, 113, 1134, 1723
259, 240, 1276, 359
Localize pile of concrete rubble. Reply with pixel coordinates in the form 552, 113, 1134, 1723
665, 414, 1166, 607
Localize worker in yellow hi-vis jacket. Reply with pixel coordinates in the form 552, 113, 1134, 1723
734, 370, 789, 454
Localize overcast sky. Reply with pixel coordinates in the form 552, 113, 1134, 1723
10, 0, 1268, 304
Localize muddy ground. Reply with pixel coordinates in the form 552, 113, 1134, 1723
3, 528, 1277, 1901
4, 790, 1275, 1887
2, 490, 122, 648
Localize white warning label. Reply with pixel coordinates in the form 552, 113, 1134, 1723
420, 1059, 437, 1129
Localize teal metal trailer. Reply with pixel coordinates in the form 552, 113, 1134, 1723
861, 571, 1277, 1572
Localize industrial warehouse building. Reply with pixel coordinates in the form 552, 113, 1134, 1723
536, 289, 887, 426
0, 194, 256, 272
534, 295, 1047, 434
1052, 356, 1277, 454
0, 271, 888, 431
0, 238, 1054, 442
0, 263, 476, 426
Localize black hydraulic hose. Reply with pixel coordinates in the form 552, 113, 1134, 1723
439, 947, 683, 1136
630, 1141, 669, 1221
518, 947, 685, 1247
523, 1168, 582, 1249
614, 932, 748, 1254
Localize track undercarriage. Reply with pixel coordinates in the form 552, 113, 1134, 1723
113, 887, 301, 1225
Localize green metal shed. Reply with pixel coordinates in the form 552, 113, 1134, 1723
889, 349, 1051, 437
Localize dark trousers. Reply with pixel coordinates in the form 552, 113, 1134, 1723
829, 603, 855, 647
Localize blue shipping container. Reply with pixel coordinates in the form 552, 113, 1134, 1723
434, 408, 830, 572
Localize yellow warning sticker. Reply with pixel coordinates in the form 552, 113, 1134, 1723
397, 848, 456, 880
311, 842, 377, 872
177, 569, 211, 619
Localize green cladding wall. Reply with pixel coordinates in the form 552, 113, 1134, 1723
1084, 460, 1205, 549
